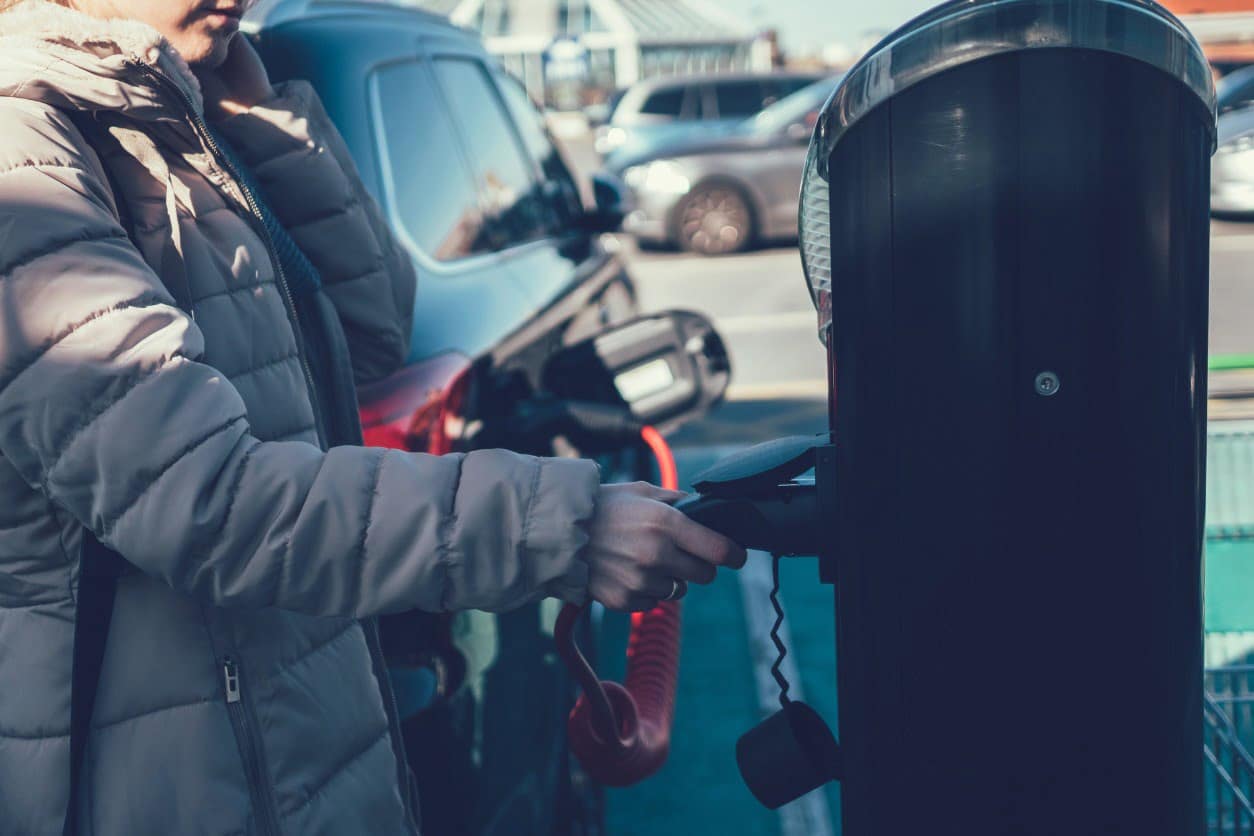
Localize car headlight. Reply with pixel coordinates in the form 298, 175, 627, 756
595, 126, 628, 154
798, 138, 832, 344
622, 160, 692, 195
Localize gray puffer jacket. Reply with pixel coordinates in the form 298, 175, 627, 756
0, 2, 601, 834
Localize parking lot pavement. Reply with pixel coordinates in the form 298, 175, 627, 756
626, 241, 826, 399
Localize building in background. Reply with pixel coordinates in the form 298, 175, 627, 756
1163, 0, 1254, 72
413, 0, 772, 109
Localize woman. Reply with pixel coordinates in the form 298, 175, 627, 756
0, 1, 746, 833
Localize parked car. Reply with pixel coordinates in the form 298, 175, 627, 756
605, 76, 842, 255
1219, 64, 1254, 116
1213, 104, 1254, 217
593, 71, 825, 159
245, 2, 643, 833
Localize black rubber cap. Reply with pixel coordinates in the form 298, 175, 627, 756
736, 700, 842, 809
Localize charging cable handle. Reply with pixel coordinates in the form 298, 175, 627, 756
557, 426, 683, 787
557, 599, 680, 786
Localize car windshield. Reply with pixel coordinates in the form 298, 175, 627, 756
1218, 66, 1254, 115
746, 76, 841, 135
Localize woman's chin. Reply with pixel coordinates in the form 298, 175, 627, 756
178, 30, 236, 69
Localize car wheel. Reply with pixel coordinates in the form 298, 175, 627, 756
676, 184, 753, 256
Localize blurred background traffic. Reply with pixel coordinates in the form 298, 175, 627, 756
246, 0, 1254, 834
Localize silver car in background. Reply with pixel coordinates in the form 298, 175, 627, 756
1211, 67, 1254, 217
595, 71, 824, 159
1213, 106, 1254, 217
605, 76, 840, 255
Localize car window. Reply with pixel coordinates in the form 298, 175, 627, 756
697, 84, 717, 120
1219, 68, 1254, 115
605, 88, 627, 119
496, 73, 584, 224
433, 57, 554, 251
372, 61, 486, 262
640, 87, 685, 117
714, 80, 768, 118
750, 77, 839, 135
776, 77, 817, 98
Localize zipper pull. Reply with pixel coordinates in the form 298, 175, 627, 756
223, 657, 241, 704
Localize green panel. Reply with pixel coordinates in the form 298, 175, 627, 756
1206, 421, 1254, 537
1206, 539, 1254, 633
1203, 423, 1254, 635
1211, 355, 1254, 372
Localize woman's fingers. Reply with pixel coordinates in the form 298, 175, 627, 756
583, 484, 745, 612
614, 480, 686, 505
666, 506, 748, 570
613, 582, 687, 614
658, 545, 719, 585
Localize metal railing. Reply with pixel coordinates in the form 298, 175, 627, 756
1205, 666, 1254, 834
1200, 356, 1254, 832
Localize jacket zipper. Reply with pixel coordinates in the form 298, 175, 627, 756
223, 657, 284, 836
362, 618, 422, 831
130, 60, 328, 448
137, 62, 418, 833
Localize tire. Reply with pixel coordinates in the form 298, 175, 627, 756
675, 183, 754, 256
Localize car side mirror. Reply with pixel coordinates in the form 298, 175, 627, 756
580, 172, 631, 234
542, 310, 731, 432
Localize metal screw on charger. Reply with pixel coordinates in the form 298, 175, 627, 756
1035, 371, 1060, 397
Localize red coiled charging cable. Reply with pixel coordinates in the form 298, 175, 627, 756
555, 426, 682, 786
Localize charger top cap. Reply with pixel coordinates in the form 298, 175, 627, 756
815, 0, 1213, 169
800, 0, 1215, 339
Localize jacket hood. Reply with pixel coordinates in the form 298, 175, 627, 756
0, 0, 203, 120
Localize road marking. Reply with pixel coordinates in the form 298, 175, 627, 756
728, 380, 829, 401
715, 311, 818, 335
738, 552, 836, 836
1211, 235, 1254, 253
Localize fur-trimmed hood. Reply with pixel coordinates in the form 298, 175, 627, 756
0, 0, 203, 119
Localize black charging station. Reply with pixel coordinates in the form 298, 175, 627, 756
677, 1, 1218, 832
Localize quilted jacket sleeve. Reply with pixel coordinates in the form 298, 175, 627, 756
214, 80, 416, 385
0, 101, 599, 615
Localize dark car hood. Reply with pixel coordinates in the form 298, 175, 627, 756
605, 128, 772, 173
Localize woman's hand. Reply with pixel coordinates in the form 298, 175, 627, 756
196, 34, 274, 120
583, 482, 748, 612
